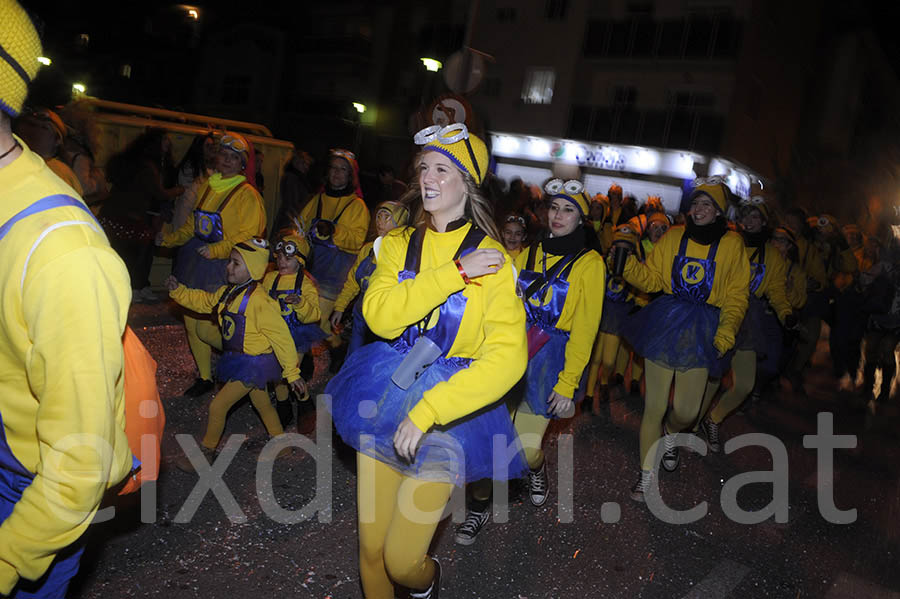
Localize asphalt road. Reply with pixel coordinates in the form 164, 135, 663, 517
65, 301, 900, 598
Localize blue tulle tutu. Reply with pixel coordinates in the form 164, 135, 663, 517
308, 244, 357, 302
173, 237, 229, 292
599, 298, 634, 336
625, 294, 731, 377
346, 302, 372, 355
757, 308, 783, 372
523, 331, 586, 418
325, 341, 528, 485
216, 351, 283, 389
734, 296, 768, 353
288, 320, 327, 354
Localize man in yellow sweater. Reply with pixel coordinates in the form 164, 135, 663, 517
0, 4, 134, 595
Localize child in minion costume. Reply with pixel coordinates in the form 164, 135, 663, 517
160, 132, 267, 397
500, 213, 528, 260
331, 200, 410, 355
262, 231, 321, 426
326, 123, 528, 599
695, 197, 796, 450
165, 238, 305, 472
512, 179, 606, 503
299, 148, 370, 337
620, 179, 749, 501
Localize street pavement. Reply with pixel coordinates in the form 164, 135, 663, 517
66, 301, 900, 598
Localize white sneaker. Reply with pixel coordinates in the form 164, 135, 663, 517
139, 286, 158, 301
630, 469, 654, 502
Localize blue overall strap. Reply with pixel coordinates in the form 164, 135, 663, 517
236, 282, 256, 315
213, 284, 239, 322
749, 243, 765, 265
270, 273, 301, 294
677, 231, 720, 262
403, 224, 486, 274
525, 248, 585, 301
0, 194, 95, 243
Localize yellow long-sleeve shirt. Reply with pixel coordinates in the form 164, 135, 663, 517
0, 140, 133, 593
300, 192, 369, 254
797, 236, 828, 291
170, 282, 300, 383
784, 260, 808, 310
334, 241, 375, 313
162, 173, 266, 259
623, 225, 750, 349
749, 241, 792, 323
515, 245, 607, 398
363, 224, 527, 433
262, 269, 321, 325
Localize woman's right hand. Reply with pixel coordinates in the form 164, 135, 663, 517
458, 249, 505, 279
164, 275, 179, 291
155, 231, 165, 246
329, 310, 344, 329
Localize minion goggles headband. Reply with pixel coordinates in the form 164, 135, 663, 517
414, 123, 481, 183
275, 240, 307, 261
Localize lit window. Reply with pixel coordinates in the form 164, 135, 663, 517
121, 64, 132, 79
521, 69, 555, 105
78, 33, 90, 47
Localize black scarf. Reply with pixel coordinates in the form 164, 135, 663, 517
543, 226, 586, 256
325, 182, 354, 197
741, 229, 768, 249
686, 216, 728, 245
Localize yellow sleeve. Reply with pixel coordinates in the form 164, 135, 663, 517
363, 230, 466, 340
554, 253, 606, 398
162, 207, 196, 247
0, 247, 131, 591
786, 263, 807, 310
294, 273, 321, 324
802, 241, 828, 290
762, 247, 792, 323
712, 235, 751, 348
206, 187, 267, 259
621, 228, 676, 294
407, 255, 528, 431
169, 284, 223, 314
252, 292, 300, 383
332, 197, 370, 254
334, 244, 370, 313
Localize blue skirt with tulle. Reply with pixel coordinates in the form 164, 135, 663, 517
523, 331, 586, 418
625, 294, 732, 377
288, 320, 327, 354
216, 351, 283, 389
173, 237, 229, 292
599, 298, 633, 337
325, 341, 528, 485
734, 296, 768, 353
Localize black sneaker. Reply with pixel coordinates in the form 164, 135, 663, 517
630, 380, 641, 395
174, 444, 217, 474
409, 557, 441, 599
630, 469, 654, 502
528, 463, 549, 506
701, 419, 721, 453
454, 509, 490, 546
661, 432, 679, 472
276, 398, 294, 428
184, 377, 214, 397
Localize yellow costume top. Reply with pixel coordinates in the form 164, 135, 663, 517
507, 246, 523, 261
300, 192, 370, 254
0, 141, 132, 592
363, 224, 527, 432
796, 236, 828, 291
162, 173, 266, 259
262, 269, 321, 325
622, 225, 750, 350
784, 260, 808, 310
170, 282, 300, 383
334, 241, 375, 313
515, 245, 606, 398
748, 241, 792, 323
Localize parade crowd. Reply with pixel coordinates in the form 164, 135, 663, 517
3, 2, 900, 597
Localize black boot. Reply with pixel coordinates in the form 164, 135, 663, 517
276, 398, 295, 428
184, 377, 214, 397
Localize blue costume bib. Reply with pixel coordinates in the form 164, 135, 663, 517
267, 272, 325, 353
214, 282, 283, 388
193, 182, 247, 244
306, 194, 358, 301
348, 248, 378, 355
326, 224, 528, 485
518, 245, 589, 417
748, 244, 766, 295
735, 244, 770, 353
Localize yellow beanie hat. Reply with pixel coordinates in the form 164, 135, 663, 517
0, 0, 42, 118
275, 231, 310, 266
544, 178, 590, 217
415, 124, 489, 185
234, 238, 271, 281
376, 200, 410, 227
690, 182, 730, 214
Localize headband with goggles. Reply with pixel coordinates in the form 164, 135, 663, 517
275, 240, 307, 260
544, 178, 590, 216
330, 148, 357, 163
415, 123, 488, 185
505, 215, 527, 227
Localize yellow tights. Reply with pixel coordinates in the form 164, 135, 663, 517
183, 314, 222, 381
587, 332, 621, 393
512, 402, 551, 470
708, 350, 756, 425
357, 453, 453, 598
201, 380, 283, 449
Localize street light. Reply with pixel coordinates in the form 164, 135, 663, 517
353, 102, 367, 114
72, 83, 86, 94
37, 56, 51, 66
421, 58, 442, 72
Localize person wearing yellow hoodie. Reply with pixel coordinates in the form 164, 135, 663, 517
500, 213, 527, 260
262, 232, 321, 430
620, 179, 750, 501
165, 239, 305, 473
158, 133, 267, 398
330, 200, 410, 355
696, 197, 795, 450
299, 148, 370, 336
326, 124, 527, 599
0, 4, 134, 595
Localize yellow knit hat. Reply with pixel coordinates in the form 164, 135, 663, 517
544, 178, 590, 217
0, 0, 42, 118
234, 238, 271, 281
415, 124, 489, 185
376, 200, 410, 227
274, 231, 310, 266
690, 182, 730, 214
739, 195, 769, 222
